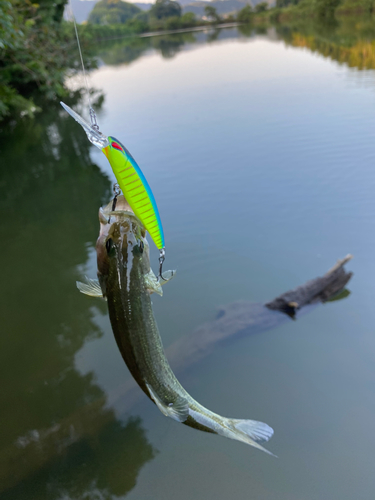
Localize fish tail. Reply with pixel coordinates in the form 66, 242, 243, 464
220, 417, 276, 456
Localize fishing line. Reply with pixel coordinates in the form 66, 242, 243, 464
65, 3, 167, 276
68, 0, 99, 130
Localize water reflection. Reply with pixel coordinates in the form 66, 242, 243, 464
93, 19, 375, 73
2, 415, 155, 500
94, 28, 251, 67
276, 17, 375, 70
0, 96, 156, 497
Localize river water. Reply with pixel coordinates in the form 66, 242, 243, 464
1, 23, 375, 499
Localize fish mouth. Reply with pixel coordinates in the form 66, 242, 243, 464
98, 195, 146, 247
100, 195, 142, 226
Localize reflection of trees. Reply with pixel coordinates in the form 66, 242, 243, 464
206, 29, 220, 43
95, 37, 152, 66
237, 24, 254, 37
277, 18, 375, 70
152, 33, 194, 58
95, 34, 193, 64
0, 96, 155, 497
1, 414, 156, 500
93, 29, 234, 66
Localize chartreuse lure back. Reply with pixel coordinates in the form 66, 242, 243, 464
103, 137, 164, 250
60, 102, 165, 254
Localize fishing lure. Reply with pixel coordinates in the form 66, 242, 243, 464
60, 102, 166, 276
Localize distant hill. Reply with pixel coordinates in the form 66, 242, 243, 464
65, 0, 255, 24
65, 0, 151, 23
135, 2, 152, 9
64, 0, 98, 23
183, 0, 251, 17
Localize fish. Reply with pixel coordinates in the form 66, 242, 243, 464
78, 195, 275, 455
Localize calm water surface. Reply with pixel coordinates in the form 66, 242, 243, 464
2, 24, 375, 499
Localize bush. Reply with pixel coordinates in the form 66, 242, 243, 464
255, 2, 269, 12
149, 0, 182, 19
180, 12, 197, 27
237, 4, 253, 22
88, 0, 142, 25
0, 0, 77, 121
315, 0, 341, 17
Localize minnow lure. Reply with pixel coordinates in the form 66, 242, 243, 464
60, 102, 166, 274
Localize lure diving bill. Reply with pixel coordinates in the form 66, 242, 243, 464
60, 102, 165, 253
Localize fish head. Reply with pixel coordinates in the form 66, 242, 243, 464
96, 195, 150, 295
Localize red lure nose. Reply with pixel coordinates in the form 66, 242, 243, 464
112, 142, 123, 151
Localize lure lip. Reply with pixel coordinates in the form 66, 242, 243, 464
60, 101, 109, 150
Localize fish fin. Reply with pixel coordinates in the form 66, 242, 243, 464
146, 384, 189, 423
76, 277, 103, 298
228, 418, 276, 456
145, 269, 176, 295
159, 270, 176, 286
233, 419, 274, 442
145, 270, 163, 296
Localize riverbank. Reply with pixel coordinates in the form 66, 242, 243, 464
3, 0, 375, 123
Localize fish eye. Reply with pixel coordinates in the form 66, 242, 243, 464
106, 238, 113, 254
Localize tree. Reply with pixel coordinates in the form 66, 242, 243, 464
88, 0, 142, 25
204, 5, 221, 22
237, 4, 253, 22
254, 1, 268, 12
275, 0, 299, 7
0, 0, 75, 120
314, 0, 341, 18
149, 0, 182, 19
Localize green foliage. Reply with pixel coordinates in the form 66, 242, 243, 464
276, 0, 300, 7
255, 2, 269, 12
336, 0, 374, 14
88, 0, 142, 25
237, 4, 253, 22
163, 15, 181, 29
180, 11, 197, 26
315, 0, 341, 18
0, 0, 79, 120
204, 4, 221, 22
149, 0, 182, 19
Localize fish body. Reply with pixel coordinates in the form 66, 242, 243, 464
91, 195, 274, 454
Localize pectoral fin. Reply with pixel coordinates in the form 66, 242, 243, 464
145, 269, 176, 296
146, 384, 189, 423
145, 270, 163, 296
76, 277, 104, 298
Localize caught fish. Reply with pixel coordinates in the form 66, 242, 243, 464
78, 195, 275, 455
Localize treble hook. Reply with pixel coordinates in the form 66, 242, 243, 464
108, 183, 121, 222
158, 248, 167, 282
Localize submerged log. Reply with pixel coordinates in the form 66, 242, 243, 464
265, 254, 353, 316
161, 254, 353, 378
